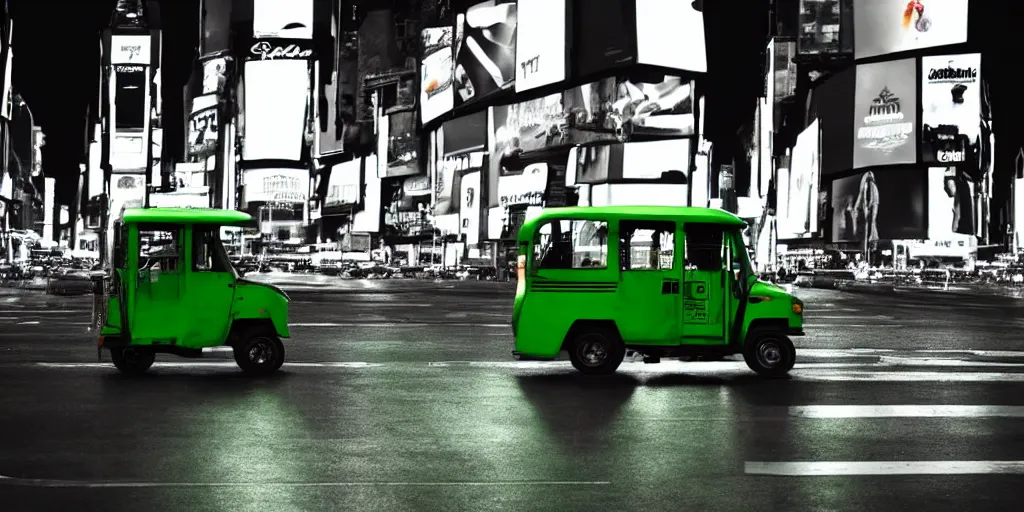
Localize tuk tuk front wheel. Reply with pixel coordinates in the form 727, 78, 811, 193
742, 330, 796, 378
568, 326, 625, 375
234, 330, 285, 376
110, 347, 156, 375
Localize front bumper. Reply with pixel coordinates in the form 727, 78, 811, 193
788, 328, 805, 336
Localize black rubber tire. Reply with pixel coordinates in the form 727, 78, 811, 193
110, 347, 156, 375
233, 329, 286, 376
567, 326, 625, 375
742, 329, 796, 377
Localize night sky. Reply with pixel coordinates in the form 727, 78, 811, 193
7, 1, 767, 207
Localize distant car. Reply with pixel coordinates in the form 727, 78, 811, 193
46, 268, 94, 296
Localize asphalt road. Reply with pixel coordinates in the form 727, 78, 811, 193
1, 284, 1024, 511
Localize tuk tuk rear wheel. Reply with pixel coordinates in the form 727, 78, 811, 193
742, 330, 796, 378
568, 327, 625, 375
110, 347, 156, 375
234, 330, 285, 376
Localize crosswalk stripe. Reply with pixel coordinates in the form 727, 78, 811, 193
745, 461, 1024, 476
788, 405, 1024, 418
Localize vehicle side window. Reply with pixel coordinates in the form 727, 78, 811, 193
684, 224, 724, 271
620, 221, 675, 271
192, 227, 233, 273
534, 219, 609, 270
139, 227, 179, 272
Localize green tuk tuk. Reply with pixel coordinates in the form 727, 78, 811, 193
93, 208, 291, 376
511, 206, 804, 377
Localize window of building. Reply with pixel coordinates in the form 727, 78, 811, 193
620, 221, 675, 270
114, 67, 146, 130
534, 219, 609, 270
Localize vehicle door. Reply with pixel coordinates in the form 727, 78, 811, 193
131, 224, 183, 344
183, 225, 237, 347
616, 220, 681, 343
680, 222, 732, 342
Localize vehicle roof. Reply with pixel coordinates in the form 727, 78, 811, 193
517, 206, 744, 241
121, 207, 253, 226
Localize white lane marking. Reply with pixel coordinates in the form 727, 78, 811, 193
794, 371, 1024, 382
18, 321, 40, 325
878, 356, 1024, 368
803, 324, 902, 328
788, 405, 1024, 418
0, 475, 611, 488
745, 461, 1024, 476
291, 322, 507, 328
0, 310, 89, 314
808, 315, 893, 320
34, 362, 381, 369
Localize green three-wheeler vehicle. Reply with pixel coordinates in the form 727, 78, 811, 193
511, 206, 804, 377
93, 208, 291, 376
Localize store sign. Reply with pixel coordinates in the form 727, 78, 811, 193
248, 39, 313, 61
110, 35, 151, 65
498, 163, 548, 207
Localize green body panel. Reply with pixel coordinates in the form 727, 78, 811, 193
512, 206, 802, 358
102, 207, 290, 348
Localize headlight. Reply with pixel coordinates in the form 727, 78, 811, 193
791, 298, 803, 315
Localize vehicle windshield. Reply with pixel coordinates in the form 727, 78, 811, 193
731, 229, 755, 281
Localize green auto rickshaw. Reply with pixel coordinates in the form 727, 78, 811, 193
93, 207, 291, 376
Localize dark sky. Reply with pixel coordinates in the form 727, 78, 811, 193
9, 0, 766, 206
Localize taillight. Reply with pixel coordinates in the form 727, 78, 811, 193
517, 254, 526, 282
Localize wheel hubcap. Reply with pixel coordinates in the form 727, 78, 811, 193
579, 339, 608, 366
756, 340, 784, 368
248, 338, 275, 365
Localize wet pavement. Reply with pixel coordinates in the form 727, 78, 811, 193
1, 284, 1024, 511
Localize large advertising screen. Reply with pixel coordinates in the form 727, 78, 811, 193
831, 168, 926, 243
562, 76, 694, 143
797, 0, 854, 55
573, 0, 633, 77
253, 0, 313, 39
443, 110, 488, 156
420, 28, 455, 125
242, 60, 310, 162
515, 0, 566, 93
781, 120, 820, 238
387, 111, 420, 177
435, 151, 485, 216
635, 0, 706, 72
242, 168, 309, 204
853, 58, 916, 169
453, 0, 518, 108
854, 0, 969, 60
460, 171, 482, 245
921, 53, 981, 165
928, 167, 977, 239
110, 35, 151, 65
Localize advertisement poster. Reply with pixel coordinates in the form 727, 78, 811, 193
453, 0, 517, 108
854, 0, 969, 60
574, 0, 633, 76
561, 78, 626, 144
252, 0, 313, 39
392, 174, 431, 212
110, 35, 151, 65
443, 110, 488, 156
492, 94, 565, 159
831, 169, 925, 243
387, 111, 419, 177
928, 167, 976, 238
242, 168, 309, 204
635, 0, 706, 72
921, 53, 981, 165
201, 57, 230, 95
797, 0, 854, 55
515, 0, 566, 93
242, 60, 310, 162
614, 77, 695, 139
324, 160, 361, 207
498, 163, 548, 207
420, 28, 454, 124
853, 58, 916, 169
785, 120, 820, 238
619, 139, 690, 180
315, 66, 346, 158
188, 95, 218, 157
435, 152, 485, 215
460, 171, 482, 245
